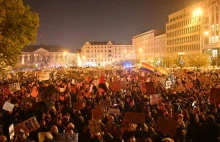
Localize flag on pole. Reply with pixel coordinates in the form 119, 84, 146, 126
140, 62, 155, 73
98, 74, 107, 92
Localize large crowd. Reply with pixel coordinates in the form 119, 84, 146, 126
0, 67, 219, 142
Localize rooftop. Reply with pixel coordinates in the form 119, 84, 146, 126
22, 45, 67, 52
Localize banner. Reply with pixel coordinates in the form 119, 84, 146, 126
3, 102, 14, 112
15, 117, 40, 133
89, 119, 101, 133
150, 94, 162, 105
124, 112, 145, 124
55, 133, 78, 142
109, 81, 127, 90
155, 117, 178, 137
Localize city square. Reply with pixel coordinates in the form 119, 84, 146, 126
0, 0, 220, 142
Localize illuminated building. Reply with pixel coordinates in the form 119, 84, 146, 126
81, 41, 134, 66
132, 30, 166, 62
20, 45, 75, 68
166, 0, 220, 65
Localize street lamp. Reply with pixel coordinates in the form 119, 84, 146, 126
193, 8, 203, 16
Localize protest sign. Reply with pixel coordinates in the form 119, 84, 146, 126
145, 82, 156, 94
124, 112, 145, 124
210, 88, 220, 104
109, 81, 127, 90
3, 102, 14, 112
108, 108, 120, 115
185, 82, 193, 90
38, 72, 50, 81
73, 102, 84, 110
165, 81, 172, 89
9, 124, 14, 140
99, 100, 110, 108
89, 119, 102, 133
91, 107, 104, 119
15, 117, 40, 133
176, 85, 185, 92
59, 88, 65, 93
8, 83, 20, 92
55, 133, 78, 142
150, 94, 162, 105
155, 117, 178, 137
31, 86, 38, 97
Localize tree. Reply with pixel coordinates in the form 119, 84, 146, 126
188, 53, 211, 70
161, 55, 177, 68
0, 0, 39, 73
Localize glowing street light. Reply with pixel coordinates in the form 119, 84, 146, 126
139, 48, 142, 52
63, 51, 67, 56
204, 31, 209, 36
193, 8, 203, 16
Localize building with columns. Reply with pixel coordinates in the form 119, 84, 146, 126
20, 45, 75, 68
81, 41, 134, 66
132, 30, 166, 63
166, 0, 220, 65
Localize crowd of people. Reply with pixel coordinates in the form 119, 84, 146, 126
0, 67, 219, 142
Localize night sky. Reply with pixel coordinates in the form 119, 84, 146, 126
23, 0, 200, 51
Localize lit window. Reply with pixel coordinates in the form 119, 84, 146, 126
215, 36, 219, 43
212, 25, 215, 31
212, 36, 215, 43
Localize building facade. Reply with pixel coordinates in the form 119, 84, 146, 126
19, 45, 75, 68
166, 0, 220, 65
132, 30, 166, 62
81, 41, 134, 66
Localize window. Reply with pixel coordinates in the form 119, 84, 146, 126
215, 36, 219, 43
217, 24, 219, 31
212, 36, 215, 43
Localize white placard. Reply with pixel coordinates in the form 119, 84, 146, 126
16, 117, 40, 133
38, 72, 50, 81
166, 81, 172, 89
9, 124, 14, 140
60, 88, 65, 93
3, 102, 14, 112
72, 79, 75, 84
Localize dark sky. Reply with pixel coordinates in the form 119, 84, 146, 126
23, 0, 199, 51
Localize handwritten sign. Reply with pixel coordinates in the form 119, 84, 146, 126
55, 133, 78, 142
3, 102, 14, 112
15, 117, 40, 133
150, 94, 162, 105
38, 72, 50, 81
124, 112, 145, 124
89, 119, 101, 133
